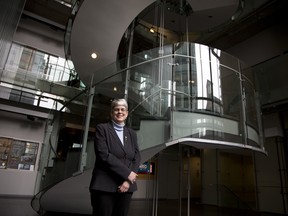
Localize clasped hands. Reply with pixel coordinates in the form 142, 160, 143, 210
118, 171, 138, 193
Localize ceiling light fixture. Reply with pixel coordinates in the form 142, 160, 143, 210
149, 27, 155, 33
91, 52, 97, 59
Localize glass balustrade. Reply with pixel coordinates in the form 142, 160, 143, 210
0, 42, 86, 111
90, 42, 263, 154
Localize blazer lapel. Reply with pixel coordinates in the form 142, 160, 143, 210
123, 128, 131, 150
108, 122, 125, 149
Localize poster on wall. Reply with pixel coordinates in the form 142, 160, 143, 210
18, 142, 38, 170
138, 162, 154, 175
0, 137, 13, 169
0, 137, 38, 171
7, 140, 26, 169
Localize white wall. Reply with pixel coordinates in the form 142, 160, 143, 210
227, 21, 288, 67
0, 108, 47, 196
263, 113, 283, 137
254, 138, 286, 214
13, 17, 65, 58
0, 109, 47, 142
201, 149, 218, 205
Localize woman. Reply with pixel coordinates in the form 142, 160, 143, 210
89, 99, 141, 216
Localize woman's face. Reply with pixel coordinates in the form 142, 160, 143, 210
111, 105, 128, 124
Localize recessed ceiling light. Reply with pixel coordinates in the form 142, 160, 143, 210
91, 52, 97, 59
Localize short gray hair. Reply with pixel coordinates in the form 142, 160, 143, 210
111, 99, 128, 111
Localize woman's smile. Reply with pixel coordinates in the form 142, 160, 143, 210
111, 105, 128, 124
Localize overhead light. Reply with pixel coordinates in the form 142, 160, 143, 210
189, 80, 195, 84
91, 52, 97, 59
149, 27, 155, 33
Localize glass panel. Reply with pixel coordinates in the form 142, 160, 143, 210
191, 44, 223, 114
194, 44, 212, 101
174, 43, 193, 112
218, 51, 240, 72
220, 65, 242, 120
241, 64, 258, 130
210, 48, 222, 114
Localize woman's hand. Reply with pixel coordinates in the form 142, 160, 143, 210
118, 181, 130, 193
127, 171, 138, 184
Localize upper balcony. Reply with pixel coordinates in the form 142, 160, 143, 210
0, 42, 87, 114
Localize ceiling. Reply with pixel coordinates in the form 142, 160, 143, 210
23, 0, 73, 30
22, 0, 285, 85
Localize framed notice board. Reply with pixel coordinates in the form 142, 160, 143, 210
0, 137, 39, 171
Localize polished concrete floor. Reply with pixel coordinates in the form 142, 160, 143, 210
0, 196, 38, 216
0, 196, 284, 216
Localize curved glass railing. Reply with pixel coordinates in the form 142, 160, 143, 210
90, 42, 264, 154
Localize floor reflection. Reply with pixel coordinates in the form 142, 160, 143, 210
0, 196, 282, 216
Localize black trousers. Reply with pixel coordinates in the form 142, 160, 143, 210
90, 190, 133, 216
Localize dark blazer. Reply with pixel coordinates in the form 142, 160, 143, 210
89, 121, 141, 193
